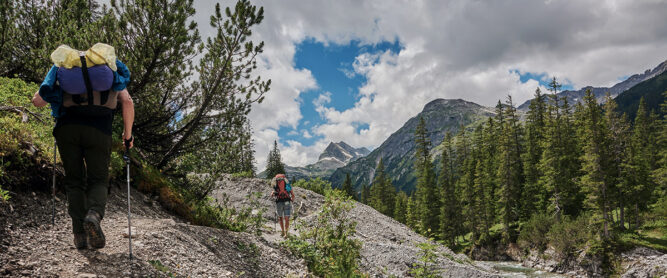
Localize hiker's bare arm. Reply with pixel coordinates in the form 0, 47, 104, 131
118, 89, 134, 148
32, 91, 47, 107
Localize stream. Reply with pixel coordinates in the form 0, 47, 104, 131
476, 261, 568, 277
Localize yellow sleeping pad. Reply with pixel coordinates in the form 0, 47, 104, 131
50, 43, 117, 71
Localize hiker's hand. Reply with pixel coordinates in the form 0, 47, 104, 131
32, 91, 47, 107
123, 133, 134, 149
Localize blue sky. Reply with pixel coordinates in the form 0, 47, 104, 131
511, 70, 575, 91
276, 39, 402, 147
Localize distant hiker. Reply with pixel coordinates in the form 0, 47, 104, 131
271, 174, 294, 237
31, 43, 134, 249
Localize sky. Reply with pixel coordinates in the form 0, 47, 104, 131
191, 0, 667, 170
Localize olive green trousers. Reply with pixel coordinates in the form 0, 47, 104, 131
55, 125, 111, 234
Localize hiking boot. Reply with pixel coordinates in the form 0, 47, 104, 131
84, 210, 105, 249
74, 233, 87, 249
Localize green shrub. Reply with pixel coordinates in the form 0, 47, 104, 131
292, 177, 332, 195
134, 162, 265, 234
0, 184, 9, 203
149, 259, 175, 277
518, 213, 555, 252
410, 240, 440, 278
547, 214, 592, 259
283, 189, 365, 277
0, 77, 52, 154
652, 195, 667, 220
231, 171, 255, 179
0, 77, 54, 191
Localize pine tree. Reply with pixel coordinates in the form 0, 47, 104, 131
459, 126, 485, 243
406, 193, 419, 230
414, 117, 440, 236
496, 96, 523, 242
384, 177, 397, 218
342, 173, 355, 199
481, 117, 499, 232
579, 89, 612, 238
624, 98, 656, 229
439, 132, 459, 247
394, 191, 409, 224
470, 125, 488, 240
538, 78, 582, 219
453, 126, 470, 238
361, 184, 371, 204
653, 92, 667, 201
265, 140, 286, 179
369, 159, 395, 216
521, 88, 548, 219
602, 95, 630, 229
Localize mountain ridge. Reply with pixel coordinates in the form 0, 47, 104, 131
518, 59, 667, 111
329, 98, 494, 192
262, 141, 370, 180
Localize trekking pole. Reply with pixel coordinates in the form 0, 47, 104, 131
123, 138, 133, 260
52, 137, 57, 226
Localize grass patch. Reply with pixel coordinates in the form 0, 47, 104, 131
148, 260, 175, 277
618, 219, 667, 253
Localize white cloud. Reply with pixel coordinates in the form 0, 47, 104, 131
338, 67, 356, 79
312, 92, 332, 107
302, 130, 313, 139
193, 0, 667, 170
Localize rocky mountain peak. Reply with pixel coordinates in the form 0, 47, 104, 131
423, 98, 475, 112
318, 141, 370, 163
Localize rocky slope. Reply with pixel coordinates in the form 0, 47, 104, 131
0, 185, 308, 277
213, 174, 497, 277
517, 59, 667, 112
329, 99, 494, 192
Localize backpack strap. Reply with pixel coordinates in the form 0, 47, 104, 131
99, 90, 110, 105
79, 55, 94, 106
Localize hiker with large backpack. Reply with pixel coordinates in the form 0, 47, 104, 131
31, 43, 134, 249
271, 174, 295, 237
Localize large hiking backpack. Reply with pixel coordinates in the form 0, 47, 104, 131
274, 174, 291, 202
60, 54, 118, 117
51, 44, 119, 117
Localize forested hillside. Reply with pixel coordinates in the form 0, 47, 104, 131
356, 79, 667, 275
615, 69, 667, 121
330, 99, 493, 193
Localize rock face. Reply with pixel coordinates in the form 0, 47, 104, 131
517, 59, 667, 112
213, 174, 497, 277
519, 246, 667, 278
329, 99, 494, 192
262, 141, 370, 180
317, 141, 370, 166
620, 247, 667, 278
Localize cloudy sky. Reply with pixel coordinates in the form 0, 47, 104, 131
194, 0, 667, 170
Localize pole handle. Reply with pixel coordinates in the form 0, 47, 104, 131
123, 135, 132, 162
